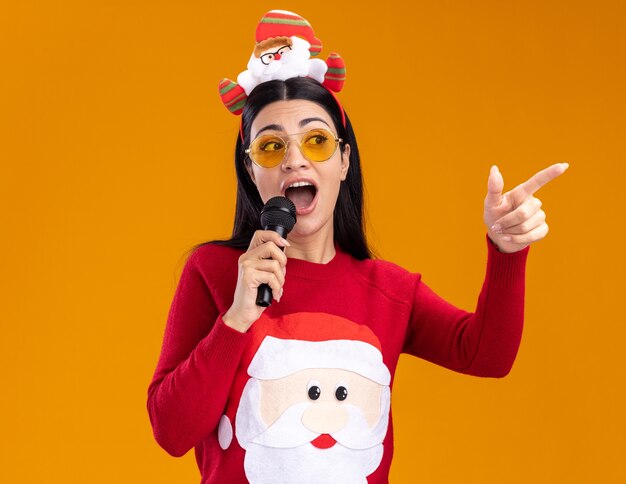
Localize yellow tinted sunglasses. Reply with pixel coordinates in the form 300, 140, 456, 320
245, 128, 342, 168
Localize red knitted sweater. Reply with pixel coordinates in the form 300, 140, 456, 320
147, 236, 528, 483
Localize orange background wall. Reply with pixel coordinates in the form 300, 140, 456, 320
1, 1, 624, 482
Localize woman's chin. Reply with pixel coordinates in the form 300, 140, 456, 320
289, 215, 333, 241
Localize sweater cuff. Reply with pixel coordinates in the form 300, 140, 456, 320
198, 314, 251, 370
485, 233, 529, 287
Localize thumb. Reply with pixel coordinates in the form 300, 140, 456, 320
485, 165, 504, 208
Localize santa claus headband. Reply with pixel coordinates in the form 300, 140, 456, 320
218, 10, 347, 136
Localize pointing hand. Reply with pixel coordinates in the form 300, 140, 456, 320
484, 163, 569, 253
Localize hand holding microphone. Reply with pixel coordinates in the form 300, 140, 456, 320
222, 197, 296, 332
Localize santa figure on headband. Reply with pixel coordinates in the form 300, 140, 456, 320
217, 312, 391, 484
219, 10, 346, 114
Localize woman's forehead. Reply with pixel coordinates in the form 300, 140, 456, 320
250, 100, 335, 137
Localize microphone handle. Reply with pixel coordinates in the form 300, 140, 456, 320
256, 225, 289, 307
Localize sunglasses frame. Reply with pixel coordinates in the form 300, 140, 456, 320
245, 128, 343, 168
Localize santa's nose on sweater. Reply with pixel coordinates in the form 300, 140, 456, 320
301, 401, 348, 434
274, 53, 282, 60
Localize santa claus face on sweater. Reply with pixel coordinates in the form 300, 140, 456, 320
231, 334, 391, 484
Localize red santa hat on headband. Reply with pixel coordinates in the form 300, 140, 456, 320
255, 10, 323, 57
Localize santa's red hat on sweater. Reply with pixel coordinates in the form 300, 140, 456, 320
245, 312, 390, 384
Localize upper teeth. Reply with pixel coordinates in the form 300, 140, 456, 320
288, 181, 313, 188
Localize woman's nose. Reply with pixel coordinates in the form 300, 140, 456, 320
281, 141, 308, 170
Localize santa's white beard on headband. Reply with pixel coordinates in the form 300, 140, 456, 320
237, 36, 327, 94
235, 378, 390, 483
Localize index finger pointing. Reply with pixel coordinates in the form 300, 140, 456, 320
510, 163, 569, 203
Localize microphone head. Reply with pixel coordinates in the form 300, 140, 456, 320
260, 196, 297, 234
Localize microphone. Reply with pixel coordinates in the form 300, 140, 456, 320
256, 196, 297, 307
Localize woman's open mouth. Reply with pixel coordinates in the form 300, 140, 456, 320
284, 181, 318, 215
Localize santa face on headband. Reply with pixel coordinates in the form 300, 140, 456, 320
237, 36, 328, 95
218, 10, 346, 115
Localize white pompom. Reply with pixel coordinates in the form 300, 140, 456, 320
217, 414, 233, 450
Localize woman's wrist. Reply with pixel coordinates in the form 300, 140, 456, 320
222, 309, 252, 333
487, 231, 525, 254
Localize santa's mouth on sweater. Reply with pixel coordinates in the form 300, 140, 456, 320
310, 433, 336, 449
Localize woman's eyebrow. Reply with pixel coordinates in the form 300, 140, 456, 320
299, 117, 331, 129
255, 117, 331, 136
256, 124, 283, 136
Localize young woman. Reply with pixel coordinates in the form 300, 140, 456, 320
147, 76, 567, 483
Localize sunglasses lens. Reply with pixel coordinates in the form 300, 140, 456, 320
301, 129, 337, 162
249, 135, 285, 167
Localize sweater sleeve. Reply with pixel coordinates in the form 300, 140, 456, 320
403, 235, 529, 377
147, 249, 250, 457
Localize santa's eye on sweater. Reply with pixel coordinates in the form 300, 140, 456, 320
335, 385, 348, 401
307, 381, 321, 400
308, 386, 321, 400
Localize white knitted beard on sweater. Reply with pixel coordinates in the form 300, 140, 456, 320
243, 441, 382, 484
235, 378, 389, 483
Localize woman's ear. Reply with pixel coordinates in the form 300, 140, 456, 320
340, 143, 350, 181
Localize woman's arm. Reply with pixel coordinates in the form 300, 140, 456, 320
147, 230, 289, 456
146, 250, 250, 457
404, 236, 529, 377
403, 163, 567, 375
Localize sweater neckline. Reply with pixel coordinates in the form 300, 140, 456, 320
286, 244, 352, 280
